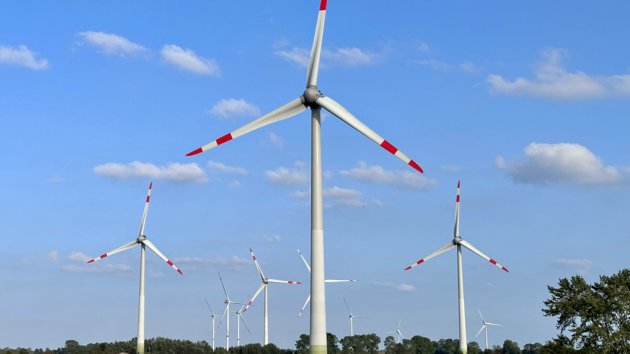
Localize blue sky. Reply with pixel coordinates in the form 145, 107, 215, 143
1, 0, 630, 350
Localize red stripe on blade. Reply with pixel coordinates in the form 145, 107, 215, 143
404, 266, 412, 270
99, 254, 108, 259
146, 196, 150, 203
456, 195, 460, 202
320, 0, 327, 10
408, 160, 424, 173
416, 259, 424, 265
502, 267, 509, 273
167, 260, 174, 266
380, 140, 398, 155
149, 182, 152, 189
87, 259, 95, 263
177, 269, 183, 275
457, 180, 460, 188
186, 147, 203, 156
216, 133, 233, 145
489, 259, 497, 265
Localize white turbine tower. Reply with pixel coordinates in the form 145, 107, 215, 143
186, 2, 424, 352
234, 304, 251, 347
297, 249, 356, 317
218, 272, 240, 350
404, 181, 509, 354
242, 248, 301, 345
476, 309, 501, 351
86, 183, 183, 354
204, 298, 217, 351
343, 298, 364, 336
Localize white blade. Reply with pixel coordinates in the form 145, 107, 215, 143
298, 295, 311, 317
267, 278, 302, 284
204, 297, 215, 317
86, 240, 138, 263
404, 241, 455, 270
242, 283, 266, 313
459, 239, 509, 273
343, 297, 353, 316
317, 95, 424, 174
476, 324, 486, 337
239, 313, 251, 334
186, 98, 306, 156
139, 182, 153, 236
486, 322, 502, 326
324, 279, 356, 283
142, 239, 183, 275
305, 0, 328, 87
297, 249, 311, 273
218, 272, 230, 300
396, 329, 404, 339
478, 308, 486, 323
249, 248, 266, 280
454, 180, 460, 237
219, 304, 228, 327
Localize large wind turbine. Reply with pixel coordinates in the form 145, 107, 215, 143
218, 273, 240, 350
204, 298, 217, 351
185, 2, 423, 352
389, 320, 404, 344
297, 249, 356, 317
476, 309, 501, 351
86, 183, 183, 354
242, 248, 301, 345
403, 181, 509, 354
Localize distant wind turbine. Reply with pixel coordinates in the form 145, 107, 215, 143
185, 1, 424, 352
234, 304, 251, 347
218, 272, 240, 350
204, 298, 217, 351
297, 249, 356, 317
388, 320, 404, 344
476, 309, 501, 351
86, 183, 183, 354
404, 181, 509, 354
343, 298, 365, 336
242, 248, 301, 345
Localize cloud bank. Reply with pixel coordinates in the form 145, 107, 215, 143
161, 44, 219, 75
79, 31, 147, 56
94, 161, 207, 182
0, 45, 48, 70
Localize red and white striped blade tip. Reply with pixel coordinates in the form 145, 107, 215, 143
457, 180, 460, 188
404, 258, 424, 270
186, 147, 203, 156
379, 140, 424, 174
320, 0, 327, 11
86, 253, 108, 263
489, 259, 509, 272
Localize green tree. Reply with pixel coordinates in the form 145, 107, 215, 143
521, 343, 543, 354
501, 340, 520, 354
467, 341, 482, 354
543, 269, 630, 353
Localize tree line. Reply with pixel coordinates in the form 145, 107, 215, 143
3, 269, 629, 354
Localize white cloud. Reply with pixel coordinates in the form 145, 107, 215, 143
440, 165, 461, 173
275, 45, 380, 68
340, 161, 437, 190
207, 161, 248, 175
161, 44, 219, 75
497, 143, 623, 186
61, 251, 133, 275
210, 98, 260, 119
553, 258, 593, 274
0, 44, 48, 70
262, 234, 282, 243
48, 250, 59, 261
262, 132, 285, 149
266, 162, 308, 186
373, 281, 416, 292
418, 59, 479, 73
94, 161, 207, 182
173, 256, 250, 272
292, 186, 377, 208
68, 252, 89, 262
78, 31, 147, 56
488, 48, 630, 99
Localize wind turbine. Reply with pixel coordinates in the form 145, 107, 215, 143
242, 248, 301, 345
476, 309, 501, 351
297, 249, 356, 317
234, 304, 251, 347
218, 272, 240, 350
343, 298, 364, 336
389, 320, 404, 344
204, 298, 217, 351
403, 181, 509, 354
86, 183, 183, 354
185, 1, 424, 352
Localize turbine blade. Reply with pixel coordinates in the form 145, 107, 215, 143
240, 313, 252, 334
404, 241, 455, 270
267, 278, 302, 284
343, 297, 353, 316
218, 304, 228, 327
486, 322, 502, 326
324, 279, 356, 283
297, 249, 311, 273
454, 180, 460, 237
305, 0, 328, 87
186, 98, 306, 156
242, 283, 266, 313
204, 297, 214, 316
218, 272, 230, 300
459, 239, 509, 273
317, 95, 423, 174
476, 324, 486, 338
478, 308, 485, 322
139, 182, 153, 236
298, 295, 311, 317
142, 239, 183, 275
249, 248, 266, 281
86, 240, 138, 263
397, 329, 404, 339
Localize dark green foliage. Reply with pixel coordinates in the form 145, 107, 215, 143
501, 340, 520, 354
543, 269, 630, 353
295, 333, 339, 354
340, 334, 380, 354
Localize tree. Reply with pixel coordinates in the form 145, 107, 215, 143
501, 340, 520, 354
340, 334, 380, 354
467, 341, 482, 354
296, 333, 340, 354
404, 335, 433, 354
521, 343, 543, 354
543, 269, 630, 353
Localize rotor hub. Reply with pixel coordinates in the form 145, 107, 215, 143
302, 86, 323, 108
137, 235, 147, 243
